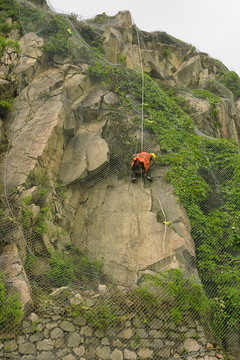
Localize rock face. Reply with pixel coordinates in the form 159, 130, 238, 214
59, 124, 109, 185
102, 12, 240, 142
0, 244, 32, 314
71, 168, 196, 285
0, 9, 240, 291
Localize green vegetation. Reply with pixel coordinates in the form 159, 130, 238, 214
0, 272, 22, 332
16, 3, 47, 34
0, 0, 239, 347
160, 47, 172, 59
44, 32, 73, 58
131, 269, 210, 325
42, 14, 105, 59
68, 269, 209, 331
219, 71, 240, 98
21, 171, 51, 235
47, 246, 104, 288
214, 59, 228, 72
84, 298, 118, 330
73, 22, 105, 54
0, 1, 19, 30
20, 204, 50, 235
87, 59, 240, 345
25, 169, 49, 189
34, 205, 51, 235
40, 15, 74, 58
20, 170, 51, 237
23, 195, 33, 206
0, 0, 20, 118
0, 98, 13, 117
25, 254, 37, 271
0, 37, 19, 58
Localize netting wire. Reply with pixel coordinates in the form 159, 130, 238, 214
0, 0, 239, 359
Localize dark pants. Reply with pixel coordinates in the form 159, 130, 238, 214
131, 162, 151, 179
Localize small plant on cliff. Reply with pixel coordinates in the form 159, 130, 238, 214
43, 15, 75, 59
0, 98, 13, 117
34, 205, 51, 235
0, 0, 20, 121
84, 298, 118, 330
0, 37, 19, 57
25, 170, 49, 189
47, 246, 104, 288
0, 0, 19, 32
23, 195, 33, 206
219, 71, 240, 98
17, 3, 46, 33
0, 272, 22, 332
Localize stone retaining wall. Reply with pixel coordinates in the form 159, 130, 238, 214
0, 304, 223, 360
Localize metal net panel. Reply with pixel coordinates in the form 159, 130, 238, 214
0, 1, 239, 359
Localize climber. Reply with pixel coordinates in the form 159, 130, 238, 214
131, 152, 156, 183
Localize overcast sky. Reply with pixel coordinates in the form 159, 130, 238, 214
47, 0, 240, 76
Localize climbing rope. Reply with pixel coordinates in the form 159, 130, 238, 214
134, 23, 167, 254
135, 25, 144, 152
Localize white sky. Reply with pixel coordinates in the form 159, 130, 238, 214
47, 0, 240, 76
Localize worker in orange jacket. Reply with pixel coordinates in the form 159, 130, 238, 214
131, 152, 156, 183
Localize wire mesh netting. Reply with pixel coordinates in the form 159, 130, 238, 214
0, 0, 240, 359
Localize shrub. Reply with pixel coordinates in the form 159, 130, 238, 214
23, 195, 32, 206
25, 254, 37, 270
25, 170, 47, 188
131, 269, 210, 325
0, 0, 19, 28
84, 298, 118, 330
220, 71, 240, 98
44, 33, 73, 58
16, 4, 46, 33
0, 272, 22, 332
42, 15, 75, 59
0, 98, 13, 117
21, 208, 34, 228
47, 247, 104, 288
34, 205, 51, 235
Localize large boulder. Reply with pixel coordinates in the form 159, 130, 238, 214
14, 33, 45, 81
185, 94, 240, 142
59, 126, 110, 185
4, 95, 66, 186
70, 167, 197, 285
173, 55, 203, 86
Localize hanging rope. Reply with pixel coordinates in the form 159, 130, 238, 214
134, 25, 167, 254
135, 25, 144, 152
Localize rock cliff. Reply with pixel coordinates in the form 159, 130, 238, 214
0, 25, 198, 286
0, 3, 239, 285
0, 2, 240, 353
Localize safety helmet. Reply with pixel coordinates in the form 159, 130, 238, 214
151, 153, 156, 160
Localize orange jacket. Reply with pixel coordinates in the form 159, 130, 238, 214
131, 152, 152, 172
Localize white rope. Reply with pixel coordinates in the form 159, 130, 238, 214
135, 25, 167, 254
135, 26, 144, 152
